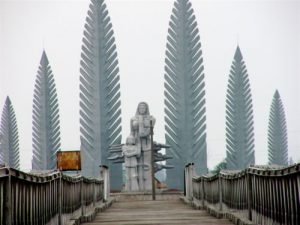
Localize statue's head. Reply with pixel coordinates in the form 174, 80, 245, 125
126, 136, 135, 145
136, 102, 149, 116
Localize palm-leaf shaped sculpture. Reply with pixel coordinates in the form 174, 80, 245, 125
226, 46, 255, 170
32, 51, 61, 170
80, 0, 122, 189
0, 97, 20, 169
268, 90, 288, 165
165, 0, 207, 189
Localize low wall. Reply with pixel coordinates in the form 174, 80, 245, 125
111, 191, 182, 201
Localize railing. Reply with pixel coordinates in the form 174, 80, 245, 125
0, 165, 107, 225
185, 163, 300, 225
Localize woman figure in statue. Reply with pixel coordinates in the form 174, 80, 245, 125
130, 102, 155, 191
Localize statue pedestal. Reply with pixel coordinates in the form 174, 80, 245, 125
111, 191, 182, 201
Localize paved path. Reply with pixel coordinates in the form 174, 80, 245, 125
82, 199, 233, 225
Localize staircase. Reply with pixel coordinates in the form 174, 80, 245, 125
82, 193, 233, 225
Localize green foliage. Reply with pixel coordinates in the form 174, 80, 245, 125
210, 159, 227, 174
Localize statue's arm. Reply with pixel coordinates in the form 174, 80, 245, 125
123, 145, 139, 157
124, 150, 138, 158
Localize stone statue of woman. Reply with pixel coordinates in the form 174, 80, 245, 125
109, 102, 172, 192
130, 102, 155, 190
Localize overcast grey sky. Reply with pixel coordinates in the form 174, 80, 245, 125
0, 0, 299, 171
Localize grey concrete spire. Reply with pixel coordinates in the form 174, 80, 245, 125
226, 46, 255, 170
80, 0, 122, 189
0, 97, 20, 169
164, 0, 207, 189
32, 50, 61, 170
268, 90, 288, 166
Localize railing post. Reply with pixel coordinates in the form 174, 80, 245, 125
100, 165, 109, 202
183, 167, 186, 196
185, 164, 189, 199
184, 166, 187, 197
190, 164, 195, 200
219, 175, 223, 211
4, 168, 11, 225
81, 178, 84, 217
93, 180, 96, 207
185, 163, 194, 200
296, 173, 300, 224
201, 178, 205, 208
247, 172, 252, 221
58, 172, 62, 225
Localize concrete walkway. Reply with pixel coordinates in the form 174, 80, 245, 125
82, 199, 233, 225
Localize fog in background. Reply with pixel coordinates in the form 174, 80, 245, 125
0, 0, 299, 171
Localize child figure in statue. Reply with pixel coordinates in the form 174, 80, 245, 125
130, 102, 155, 191
122, 136, 139, 191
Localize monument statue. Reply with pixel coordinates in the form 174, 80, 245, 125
80, 0, 122, 190
164, 0, 208, 190
32, 51, 61, 170
131, 102, 155, 190
109, 102, 173, 192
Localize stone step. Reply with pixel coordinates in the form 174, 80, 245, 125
82, 199, 233, 225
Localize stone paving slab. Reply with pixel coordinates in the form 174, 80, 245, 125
82, 199, 234, 225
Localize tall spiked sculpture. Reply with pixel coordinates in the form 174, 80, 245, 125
0, 97, 20, 169
268, 90, 288, 165
80, 0, 122, 189
164, 0, 207, 189
226, 46, 255, 170
32, 51, 61, 170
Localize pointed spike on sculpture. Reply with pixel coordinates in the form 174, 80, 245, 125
0, 96, 20, 169
5, 96, 11, 105
234, 45, 243, 61
31, 51, 61, 171
41, 50, 48, 62
165, 0, 207, 190
274, 89, 280, 98
225, 45, 255, 170
268, 89, 288, 166
39, 50, 50, 71
80, 0, 122, 190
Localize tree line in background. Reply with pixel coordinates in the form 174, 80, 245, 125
0, 0, 294, 190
